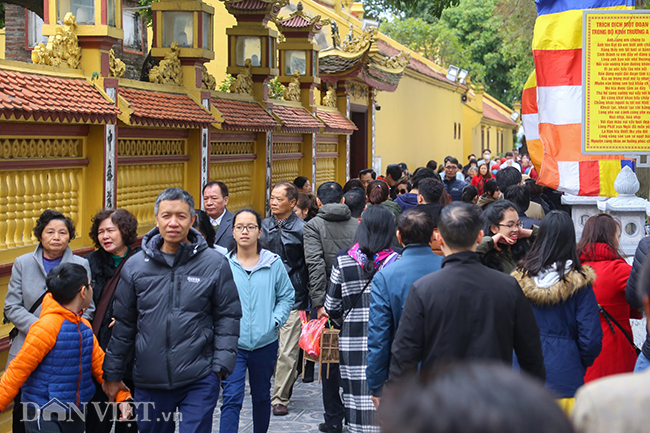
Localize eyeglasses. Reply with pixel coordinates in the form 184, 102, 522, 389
233, 225, 259, 233
445, 166, 458, 170
498, 221, 524, 229
82, 280, 95, 292
397, 189, 408, 195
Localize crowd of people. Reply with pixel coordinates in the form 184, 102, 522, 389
0, 147, 649, 433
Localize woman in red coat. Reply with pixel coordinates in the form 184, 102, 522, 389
471, 161, 492, 196
577, 214, 636, 383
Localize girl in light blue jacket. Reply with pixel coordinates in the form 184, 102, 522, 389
220, 209, 294, 433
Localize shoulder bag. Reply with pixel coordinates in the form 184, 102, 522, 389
598, 304, 641, 356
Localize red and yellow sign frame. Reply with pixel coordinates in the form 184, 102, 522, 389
583, 11, 650, 154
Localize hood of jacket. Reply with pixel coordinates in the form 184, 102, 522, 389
477, 195, 497, 208
511, 265, 596, 306
396, 193, 418, 207
39, 293, 83, 323
141, 227, 208, 267
317, 203, 352, 222
579, 242, 620, 263
228, 248, 279, 273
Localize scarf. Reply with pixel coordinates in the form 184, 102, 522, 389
348, 243, 398, 271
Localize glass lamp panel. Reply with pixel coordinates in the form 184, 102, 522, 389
285, 50, 306, 75
59, 0, 95, 24
236, 36, 261, 67
163, 11, 194, 48
202, 13, 211, 50
107, 0, 115, 26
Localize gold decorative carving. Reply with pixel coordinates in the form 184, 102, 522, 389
273, 142, 301, 154
201, 65, 217, 91
210, 160, 254, 211
272, 159, 300, 185
31, 13, 81, 69
210, 141, 255, 155
283, 71, 301, 102
117, 163, 184, 228
230, 59, 254, 96
341, 27, 374, 54
330, 21, 341, 49
316, 157, 336, 185
117, 139, 185, 156
323, 87, 336, 107
375, 51, 410, 69
0, 168, 82, 249
0, 138, 81, 159
317, 143, 336, 153
149, 42, 183, 86
109, 49, 126, 78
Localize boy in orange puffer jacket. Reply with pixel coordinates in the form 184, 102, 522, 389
0, 263, 131, 432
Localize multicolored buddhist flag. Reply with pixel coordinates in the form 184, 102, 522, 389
531, 0, 635, 196
521, 71, 543, 174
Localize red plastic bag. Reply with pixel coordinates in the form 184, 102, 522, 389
298, 311, 328, 357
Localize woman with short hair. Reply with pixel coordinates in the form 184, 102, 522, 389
4, 209, 92, 432
85, 208, 139, 433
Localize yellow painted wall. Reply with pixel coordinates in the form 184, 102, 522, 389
0, 29, 5, 60
202, 0, 237, 84
375, 71, 465, 173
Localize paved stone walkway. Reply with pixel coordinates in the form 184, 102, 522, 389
212, 370, 332, 433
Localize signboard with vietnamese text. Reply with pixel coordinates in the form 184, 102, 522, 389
583, 11, 650, 154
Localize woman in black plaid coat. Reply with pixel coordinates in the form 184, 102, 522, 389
325, 206, 399, 433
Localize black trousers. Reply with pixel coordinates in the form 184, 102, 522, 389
321, 362, 344, 428
86, 377, 138, 433
12, 388, 26, 433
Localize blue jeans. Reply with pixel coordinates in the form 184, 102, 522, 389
220, 340, 279, 433
635, 352, 650, 372
135, 372, 220, 433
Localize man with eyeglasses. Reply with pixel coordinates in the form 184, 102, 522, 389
441, 157, 468, 202
260, 181, 310, 417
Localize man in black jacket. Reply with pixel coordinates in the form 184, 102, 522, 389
261, 181, 310, 416
103, 188, 242, 433
388, 202, 545, 386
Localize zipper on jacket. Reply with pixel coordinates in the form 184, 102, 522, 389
76, 322, 83, 407
166, 270, 174, 388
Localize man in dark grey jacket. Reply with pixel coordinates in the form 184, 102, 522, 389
103, 188, 241, 433
304, 181, 359, 433
261, 181, 310, 416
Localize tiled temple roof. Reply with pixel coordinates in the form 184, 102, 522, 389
0, 70, 119, 123
212, 98, 279, 132
119, 87, 216, 128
